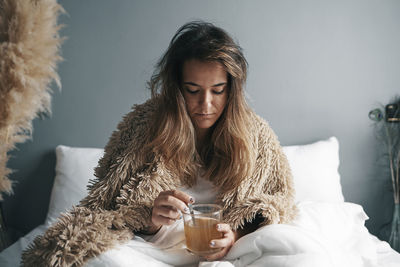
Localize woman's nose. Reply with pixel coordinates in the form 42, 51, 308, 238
199, 90, 212, 106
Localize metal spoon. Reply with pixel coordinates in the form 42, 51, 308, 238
188, 203, 196, 226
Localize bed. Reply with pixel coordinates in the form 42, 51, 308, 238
1, 137, 399, 266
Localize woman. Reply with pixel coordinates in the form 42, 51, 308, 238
22, 21, 297, 266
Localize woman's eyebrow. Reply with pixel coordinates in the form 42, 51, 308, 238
183, 82, 227, 87
213, 82, 227, 87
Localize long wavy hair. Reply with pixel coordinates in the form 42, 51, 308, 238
147, 21, 256, 190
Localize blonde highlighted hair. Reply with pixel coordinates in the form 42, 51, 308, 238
147, 21, 256, 189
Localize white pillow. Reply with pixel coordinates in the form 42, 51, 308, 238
45, 145, 104, 226
282, 136, 345, 203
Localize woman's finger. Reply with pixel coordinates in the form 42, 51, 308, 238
151, 190, 194, 228
154, 205, 181, 220
207, 223, 235, 253
203, 246, 230, 261
163, 190, 195, 204
215, 223, 231, 234
152, 214, 177, 226
209, 236, 233, 248
155, 191, 192, 213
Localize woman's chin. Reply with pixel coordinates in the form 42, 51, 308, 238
194, 122, 215, 130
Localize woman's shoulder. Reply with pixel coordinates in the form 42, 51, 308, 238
106, 98, 159, 153
248, 110, 273, 133
132, 97, 160, 113
247, 110, 281, 146
115, 97, 159, 131
93, 98, 159, 183
125, 97, 159, 121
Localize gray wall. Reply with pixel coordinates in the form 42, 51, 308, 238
3, 0, 400, 241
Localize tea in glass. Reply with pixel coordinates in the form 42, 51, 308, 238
183, 204, 223, 256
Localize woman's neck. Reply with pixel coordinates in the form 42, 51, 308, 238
196, 128, 211, 151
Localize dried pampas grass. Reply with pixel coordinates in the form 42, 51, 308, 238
0, 0, 65, 200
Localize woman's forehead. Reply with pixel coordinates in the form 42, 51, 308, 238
182, 60, 227, 86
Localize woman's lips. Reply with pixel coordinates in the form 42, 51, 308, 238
195, 113, 214, 118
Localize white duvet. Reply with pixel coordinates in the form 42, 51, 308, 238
84, 201, 400, 267
1, 201, 399, 267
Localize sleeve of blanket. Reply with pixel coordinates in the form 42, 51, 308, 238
82, 101, 153, 211
223, 120, 297, 230
21, 102, 156, 266
21, 207, 134, 267
81, 100, 158, 231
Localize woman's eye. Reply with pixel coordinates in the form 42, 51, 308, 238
213, 89, 225, 95
185, 88, 199, 94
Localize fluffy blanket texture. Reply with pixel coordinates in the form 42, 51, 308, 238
0, 0, 64, 199
21, 98, 297, 266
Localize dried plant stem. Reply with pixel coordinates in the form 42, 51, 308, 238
396, 151, 400, 203
385, 124, 399, 203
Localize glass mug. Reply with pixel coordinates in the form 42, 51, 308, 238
182, 204, 224, 256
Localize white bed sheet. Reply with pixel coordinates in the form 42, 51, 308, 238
0, 224, 48, 266
1, 201, 399, 267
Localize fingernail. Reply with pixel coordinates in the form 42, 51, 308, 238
210, 241, 215, 247
184, 207, 189, 213
216, 224, 221, 230
189, 197, 195, 203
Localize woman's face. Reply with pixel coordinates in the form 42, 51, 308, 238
182, 59, 228, 134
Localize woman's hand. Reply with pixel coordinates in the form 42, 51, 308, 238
204, 223, 237, 261
149, 190, 194, 233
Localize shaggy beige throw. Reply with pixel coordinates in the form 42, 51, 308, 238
0, 0, 64, 200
